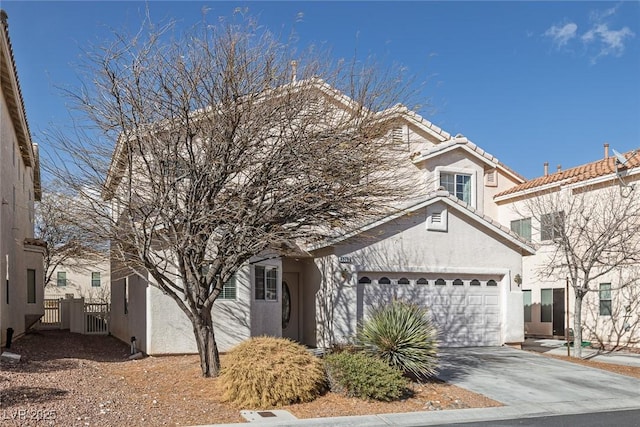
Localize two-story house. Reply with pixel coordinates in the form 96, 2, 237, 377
496, 147, 640, 348
0, 10, 45, 347
107, 81, 536, 355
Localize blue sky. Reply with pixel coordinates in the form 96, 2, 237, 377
3, 1, 639, 179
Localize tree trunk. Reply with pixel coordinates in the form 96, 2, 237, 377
192, 309, 221, 377
573, 293, 584, 358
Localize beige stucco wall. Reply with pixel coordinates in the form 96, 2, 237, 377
497, 179, 640, 347
45, 259, 111, 302
312, 203, 526, 348
0, 77, 42, 346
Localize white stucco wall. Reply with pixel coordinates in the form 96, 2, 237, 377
45, 259, 111, 302
313, 203, 526, 348
497, 178, 640, 347
0, 74, 42, 345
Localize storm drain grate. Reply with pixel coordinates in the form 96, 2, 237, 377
240, 410, 298, 423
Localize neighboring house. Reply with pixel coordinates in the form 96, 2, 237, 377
108, 80, 538, 354
45, 259, 111, 303
496, 147, 640, 347
0, 10, 45, 346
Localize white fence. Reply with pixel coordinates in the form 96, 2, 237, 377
38, 297, 109, 335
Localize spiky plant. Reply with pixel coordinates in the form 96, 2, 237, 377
357, 299, 438, 379
219, 336, 325, 408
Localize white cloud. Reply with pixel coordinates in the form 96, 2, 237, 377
544, 5, 636, 63
544, 23, 578, 47
583, 23, 635, 61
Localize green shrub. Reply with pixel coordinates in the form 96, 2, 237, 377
357, 299, 438, 379
323, 351, 408, 401
219, 336, 325, 408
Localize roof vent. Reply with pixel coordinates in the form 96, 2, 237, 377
604, 143, 609, 159
557, 164, 562, 172
544, 162, 549, 176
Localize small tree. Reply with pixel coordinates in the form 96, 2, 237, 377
48, 11, 421, 377
522, 184, 640, 357
35, 182, 107, 288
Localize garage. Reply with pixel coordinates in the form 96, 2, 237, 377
358, 274, 502, 347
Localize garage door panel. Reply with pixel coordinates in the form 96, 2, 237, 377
359, 275, 502, 347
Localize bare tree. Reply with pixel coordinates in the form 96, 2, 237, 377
582, 268, 640, 350
35, 182, 108, 288
522, 184, 640, 357
47, 12, 421, 377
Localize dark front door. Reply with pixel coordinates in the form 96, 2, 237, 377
552, 288, 565, 336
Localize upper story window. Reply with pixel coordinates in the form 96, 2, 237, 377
91, 272, 101, 287
541, 211, 565, 241
57, 272, 67, 287
440, 172, 472, 204
510, 218, 532, 241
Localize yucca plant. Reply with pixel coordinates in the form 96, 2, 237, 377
219, 336, 325, 408
357, 299, 438, 379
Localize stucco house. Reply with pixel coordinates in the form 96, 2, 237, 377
45, 259, 111, 303
107, 79, 538, 354
496, 146, 640, 348
0, 10, 45, 347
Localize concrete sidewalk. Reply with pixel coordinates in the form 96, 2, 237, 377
197, 399, 640, 427
523, 338, 640, 368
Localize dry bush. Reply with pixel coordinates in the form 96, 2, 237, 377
219, 336, 325, 408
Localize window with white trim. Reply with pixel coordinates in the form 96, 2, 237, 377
541, 211, 564, 241
599, 283, 612, 316
440, 172, 471, 204
255, 265, 277, 301
57, 271, 67, 287
510, 218, 532, 241
91, 272, 101, 287
220, 275, 237, 300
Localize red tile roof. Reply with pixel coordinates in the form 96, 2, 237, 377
495, 149, 640, 198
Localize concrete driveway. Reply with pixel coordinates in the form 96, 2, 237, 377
437, 347, 640, 405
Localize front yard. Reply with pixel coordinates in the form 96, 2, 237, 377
1, 331, 498, 426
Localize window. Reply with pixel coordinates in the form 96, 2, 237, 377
397, 277, 410, 285
435, 278, 446, 286
358, 276, 372, 284
487, 280, 497, 287
523, 290, 532, 322
440, 172, 471, 204
470, 279, 481, 286
510, 218, 532, 241
541, 211, 565, 241
255, 265, 277, 301
541, 288, 552, 322
91, 272, 101, 287
453, 279, 464, 286
416, 278, 428, 285
378, 277, 391, 285
220, 275, 237, 300
27, 269, 36, 304
57, 272, 67, 287
599, 283, 612, 316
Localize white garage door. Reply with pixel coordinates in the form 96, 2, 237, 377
359, 275, 501, 347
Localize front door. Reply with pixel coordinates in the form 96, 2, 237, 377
552, 288, 565, 336
282, 272, 299, 341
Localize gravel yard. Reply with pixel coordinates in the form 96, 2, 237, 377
0, 330, 502, 426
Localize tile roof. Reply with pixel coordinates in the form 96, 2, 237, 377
495, 149, 640, 198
